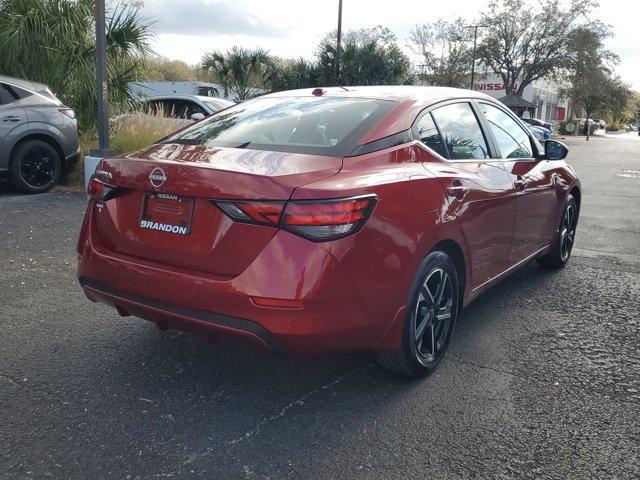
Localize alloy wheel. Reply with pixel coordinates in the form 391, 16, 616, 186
560, 203, 577, 262
413, 268, 453, 365
19, 146, 57, 189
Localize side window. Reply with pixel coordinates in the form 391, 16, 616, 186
416, 112, 447, 158
162, 100, 180, 118
431, 103, 489, 160
185, 101, 206, 117
479, 103, 533, 159
0, 84, 17, 106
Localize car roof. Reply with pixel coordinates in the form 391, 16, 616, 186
143, 94, 232, 103
0, 74, 49, 93
264, 85, 496, 104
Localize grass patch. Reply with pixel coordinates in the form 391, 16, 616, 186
67, 112, 184, 187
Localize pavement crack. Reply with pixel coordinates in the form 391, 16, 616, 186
168, 362, 373, 473
449, 356, 525, 379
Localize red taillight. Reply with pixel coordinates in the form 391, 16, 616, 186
282, 196, 377, 241
87, 176, 120, 201
215, 201, 285, 226
214, 195, 377, 242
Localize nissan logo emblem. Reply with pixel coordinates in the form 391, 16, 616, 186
149, 167, 167, 188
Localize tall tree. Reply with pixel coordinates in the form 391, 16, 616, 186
564, 24, 617, 119
0, 0, 152, 129
602, 76, 634, 126
476, 0, 597, 96
409, 18, 473, 88
270, 58, 320, 92
561, 31, 609, 139
201, 47, 274, 100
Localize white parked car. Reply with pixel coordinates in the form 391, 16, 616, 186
139, 95, 235, 122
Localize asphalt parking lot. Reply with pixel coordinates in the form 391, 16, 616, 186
1, 134, 639, 479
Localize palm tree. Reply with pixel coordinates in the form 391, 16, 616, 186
201, 47, 274, 100
0, 0, 152, 129
317, 37, 413, 87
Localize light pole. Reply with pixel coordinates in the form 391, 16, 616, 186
335, 0, 343, 83
465, 24, 485, 91
91, 0, 116, 156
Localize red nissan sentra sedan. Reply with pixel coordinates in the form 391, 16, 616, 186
78, 86, 580, 376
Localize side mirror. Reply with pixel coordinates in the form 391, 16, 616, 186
191, 112, 205, 121
543, 140, 569, 160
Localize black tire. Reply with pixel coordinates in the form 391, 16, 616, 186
376, 251, 460, 377
9, 139, 61, 194
537, 194, 579, 268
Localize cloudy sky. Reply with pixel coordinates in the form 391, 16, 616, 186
143, 0, 640, 90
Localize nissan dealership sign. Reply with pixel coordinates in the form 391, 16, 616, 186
473, 74, 534, 101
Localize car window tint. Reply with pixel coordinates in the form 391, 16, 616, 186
164, 100, 184, 118
480, 103, 533, 159
0, 84, 14, 105
165, 96, 395, 157
431, 103, 489, 160
416, 112, 447, 158
144, 100, 165, 116
185, 101, 206, 117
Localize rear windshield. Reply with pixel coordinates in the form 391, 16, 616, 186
163, 96, 395, 156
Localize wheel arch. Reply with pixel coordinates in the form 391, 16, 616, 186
569, 184, 581, 210
430, 239, 467, 309
10, 133, 65, 167
376, 234, 469, 351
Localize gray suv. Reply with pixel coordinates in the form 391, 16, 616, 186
0, 75, 79, 193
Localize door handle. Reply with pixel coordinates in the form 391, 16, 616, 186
514, 178, 527, 191
1, 115, 21, 122
446, 185, 469, 199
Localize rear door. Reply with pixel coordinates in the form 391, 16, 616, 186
476, 102, 558, 264
416, 101, 516, 289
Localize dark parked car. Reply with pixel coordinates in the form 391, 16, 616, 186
79, 86, 580, 377
0, 75, 79, 193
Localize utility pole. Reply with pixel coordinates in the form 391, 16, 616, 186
91, 0, 116, 156
465, 24, 485, 91
335, 0, 343, 84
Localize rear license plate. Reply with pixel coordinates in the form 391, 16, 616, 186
139, 192, 194, 235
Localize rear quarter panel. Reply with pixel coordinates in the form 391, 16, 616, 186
291, 142, 469, 350
25, 108, 79, 155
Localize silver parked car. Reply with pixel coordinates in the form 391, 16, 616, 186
0, 75, 79, 193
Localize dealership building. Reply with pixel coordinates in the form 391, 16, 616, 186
474, 73, 570, 123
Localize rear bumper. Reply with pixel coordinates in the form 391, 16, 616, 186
80, 276, 284, 352
77, 203, 405, 355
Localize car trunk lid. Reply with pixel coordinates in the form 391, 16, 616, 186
92, 143, 342, 276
